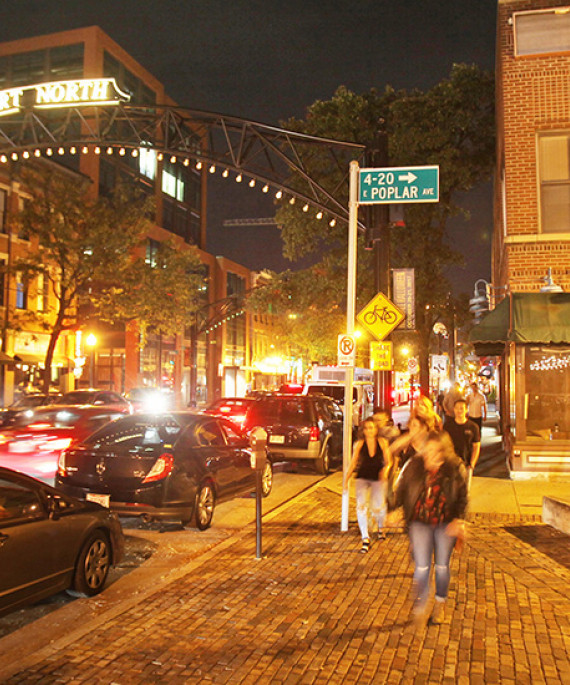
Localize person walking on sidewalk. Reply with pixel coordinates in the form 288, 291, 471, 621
467, 382, 487, 433
344, 417, 392, 553
445, 398, 480, 490
395, 431, 468, 626
442, 381, 463, 426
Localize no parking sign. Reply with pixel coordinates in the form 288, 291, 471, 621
338, 334, 356, 367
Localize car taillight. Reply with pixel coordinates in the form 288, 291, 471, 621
142, 453, 174, 483
309, 426, 320, 441
57, 450, 69, 477
39, 437, 73, 452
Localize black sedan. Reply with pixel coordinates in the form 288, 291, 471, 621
56, 412, 273, 530
0, 393, 61, 428
0, 467, 124, 617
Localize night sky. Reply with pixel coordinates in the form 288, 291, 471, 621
0, 0, 497, 295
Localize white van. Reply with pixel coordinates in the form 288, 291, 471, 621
302, 366, 374, 430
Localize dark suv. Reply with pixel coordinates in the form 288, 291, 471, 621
243, 394, 343, 474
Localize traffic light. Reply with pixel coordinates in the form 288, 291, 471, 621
470, 279, 490, 321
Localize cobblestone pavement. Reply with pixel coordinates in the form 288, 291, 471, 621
2, 482, 570, 685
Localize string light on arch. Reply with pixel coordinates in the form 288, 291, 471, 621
119, 148, 125, 156
275, 190, 283, 199
289, 197, 296, 205
0, 155, 7, 163
302, 204, 309, 212
235, 173, 242, 182
11, 152, 18, 161
183, 158, 190, 166
248, 178, 256, 187
58, 147, 65, 155
329, 218, 336, 227
222, 168, 229, 178
195, 161, 202, 170
209, 165, 216, 174
82, 146, 89, 155
316, 211, 323, 220
262, 184, 269, 193
34, 149, 41, 157
131, 148, 139, 157
22, 150, 30, 159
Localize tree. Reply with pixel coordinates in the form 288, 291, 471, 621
10, 164, 204, 391
258, 64, 495, 391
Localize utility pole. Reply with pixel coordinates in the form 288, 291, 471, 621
366, 129, 392, 413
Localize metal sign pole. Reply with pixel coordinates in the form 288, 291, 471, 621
341, 161, 359, 532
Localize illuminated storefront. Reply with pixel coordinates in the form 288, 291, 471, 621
470, 292, 570, 475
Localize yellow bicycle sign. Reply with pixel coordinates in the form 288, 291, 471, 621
357, 292, 405, 341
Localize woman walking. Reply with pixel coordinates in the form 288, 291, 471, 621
345, 417, 392, 553
395, 431, 468, 625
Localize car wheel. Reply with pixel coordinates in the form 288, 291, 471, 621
315, 443, 330, 475
195, 482, 215, 530
261, 460, 273, 497
69, 531, 111, 597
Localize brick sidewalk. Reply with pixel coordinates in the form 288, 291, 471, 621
3, 482, 570, 684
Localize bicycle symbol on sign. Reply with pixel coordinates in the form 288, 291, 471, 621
363, 305, 398, 326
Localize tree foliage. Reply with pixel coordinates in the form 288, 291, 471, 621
252, 64, 495, 388
11, 164, 204, 390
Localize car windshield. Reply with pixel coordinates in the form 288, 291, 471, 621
83, 414, 190, 453
15, 408, 82, 428
12, 395, 47, 409
54, 391, 96, 405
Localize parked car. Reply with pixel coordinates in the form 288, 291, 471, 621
0, 405, 130, 483
0, 466, 124, 617
0, 392, 61, 428
124, 387, 175, 413
56, 412, 273, 530
54, 389, 132, 413
242, 394, 343, 474
203, 397, 255, 428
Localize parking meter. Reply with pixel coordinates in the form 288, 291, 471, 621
249, 426, 267, 471
249, 427, 267, 559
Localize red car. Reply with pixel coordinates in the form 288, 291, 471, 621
0, 405, 130, 484
203, 397, 255, 429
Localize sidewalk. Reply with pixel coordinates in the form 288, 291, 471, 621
1, 471, 569, 684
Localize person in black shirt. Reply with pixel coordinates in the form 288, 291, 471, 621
345, 417, 392, 553
445, 399, 480, 490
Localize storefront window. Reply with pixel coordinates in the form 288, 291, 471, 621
525, 345, 570, 439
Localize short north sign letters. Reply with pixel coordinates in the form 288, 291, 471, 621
0, 78, 130, 117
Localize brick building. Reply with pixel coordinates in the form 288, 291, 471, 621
0, 27, 281, 407
474, 1, 570, 474
494, 0, 570, 291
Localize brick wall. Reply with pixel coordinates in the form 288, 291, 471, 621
495, 0, 570, 292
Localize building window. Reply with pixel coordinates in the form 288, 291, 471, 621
525, 345, 570, 439
146, 239, 161, 267
0, 258, 6, 308
103, 51, 156, 105
538, 133, 570, 234
16, 273, 28, 310
0, 189, 6, 234
37, 271, 49, 312
139, 147, 156, 180
514, 9, 570, 57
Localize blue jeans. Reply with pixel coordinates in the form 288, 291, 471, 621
355, 479, 386, 540
408, 521, 456, 606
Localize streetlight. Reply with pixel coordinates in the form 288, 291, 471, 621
85, 333, 97, 388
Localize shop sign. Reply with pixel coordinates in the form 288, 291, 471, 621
392, 268, 415, 330
0, 78, 130, 117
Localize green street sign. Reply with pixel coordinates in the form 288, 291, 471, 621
359, 165, 439, 204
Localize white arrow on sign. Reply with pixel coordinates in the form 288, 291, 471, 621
398, 172, 418, 183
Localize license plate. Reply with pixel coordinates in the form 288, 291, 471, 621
269, 435, 285, 444
86, 493, 110, 508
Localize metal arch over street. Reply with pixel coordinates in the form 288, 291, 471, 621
0, 88, 366, 226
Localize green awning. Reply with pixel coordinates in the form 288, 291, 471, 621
469, 292, 570, 354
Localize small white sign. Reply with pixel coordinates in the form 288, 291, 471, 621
408, 357, 419, 375
338, 334, 356, 367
